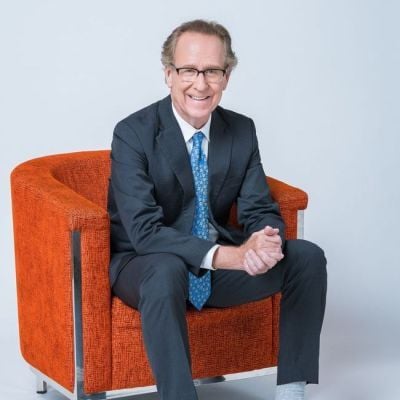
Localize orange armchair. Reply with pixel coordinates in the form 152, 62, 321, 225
11, 150, 308, 400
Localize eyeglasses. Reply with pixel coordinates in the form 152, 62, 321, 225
171, 64, 226, 83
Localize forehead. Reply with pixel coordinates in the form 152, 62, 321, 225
174, 32, 225, 67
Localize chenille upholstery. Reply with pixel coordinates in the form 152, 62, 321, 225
11, 150, 308, 394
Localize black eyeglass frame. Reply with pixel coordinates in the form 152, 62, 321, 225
170, 64, 227, 81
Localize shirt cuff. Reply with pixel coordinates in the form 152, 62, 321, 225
200, 245, 220, 270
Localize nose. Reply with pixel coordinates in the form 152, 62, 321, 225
192, 71, 209, 91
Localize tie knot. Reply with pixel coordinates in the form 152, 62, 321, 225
192, 131, 204, 147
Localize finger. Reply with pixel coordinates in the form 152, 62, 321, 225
269, 243, 283, 252
268, 251, 284, 262
264, 226, 279, 236
255, 250, 277, 269
264, 230, 281, 240
254, 234, 281, 250
243, 256, 257, 276
263, 234, 281, 246
264, 251, 284, 269
245, 249, 264, 272
246, 249, 269, 275
263, 235, 282, 245
257, 240, 282, 253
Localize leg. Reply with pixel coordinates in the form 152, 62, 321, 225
112, 253, 197, 400
206, 239, 327, 385
35, 376, 47, 394
276, 240, 327, 385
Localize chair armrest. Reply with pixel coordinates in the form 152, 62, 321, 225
11, 160, 112, 393
267, 176, 308, 211
228, 176, 308, 240
267, 176, 308, 240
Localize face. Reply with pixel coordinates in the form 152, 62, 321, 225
164, 32, 230, 129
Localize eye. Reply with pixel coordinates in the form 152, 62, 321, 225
181, 68, 197, 76
205, 69, 219, 77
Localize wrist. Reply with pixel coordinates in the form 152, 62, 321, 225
213, 245, 243, 270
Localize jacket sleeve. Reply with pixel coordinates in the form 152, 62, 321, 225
236, 119, 286, 248
110, 121, 215, 275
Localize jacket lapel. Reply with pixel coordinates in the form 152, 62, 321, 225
156, 97, 195, 200
208, 108, 232, 204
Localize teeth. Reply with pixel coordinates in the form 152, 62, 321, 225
190, 95, 208, 100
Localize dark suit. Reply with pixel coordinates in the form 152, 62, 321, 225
108, 96, 327, 400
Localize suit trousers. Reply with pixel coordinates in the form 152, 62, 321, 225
112, 239, 327, 400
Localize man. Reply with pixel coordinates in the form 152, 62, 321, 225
108, 19, 327, 400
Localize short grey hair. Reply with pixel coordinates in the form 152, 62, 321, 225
161, 19, 238, 72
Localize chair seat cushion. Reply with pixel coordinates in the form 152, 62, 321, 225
111, 295, 279, 390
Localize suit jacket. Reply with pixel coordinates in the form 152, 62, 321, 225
108, 95, 285, 287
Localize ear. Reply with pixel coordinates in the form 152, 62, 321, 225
222, 70, 231, 91
164, 67, 173, 88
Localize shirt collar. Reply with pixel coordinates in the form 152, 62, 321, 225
172, 103, 211, 143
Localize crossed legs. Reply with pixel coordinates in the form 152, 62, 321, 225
112, 239, 327, 400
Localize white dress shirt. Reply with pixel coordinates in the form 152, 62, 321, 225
172, 105, 220, 270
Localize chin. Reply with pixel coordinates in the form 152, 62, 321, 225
187, 111, 211, 127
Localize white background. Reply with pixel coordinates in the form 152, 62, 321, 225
1, 1, 399, 399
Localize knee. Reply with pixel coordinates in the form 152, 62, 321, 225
140, 253, 188, 301
285, 239, 327, 280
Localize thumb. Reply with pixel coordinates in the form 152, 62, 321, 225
264, 226, 279, 235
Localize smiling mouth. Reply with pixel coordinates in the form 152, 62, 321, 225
188, 95, 210, 101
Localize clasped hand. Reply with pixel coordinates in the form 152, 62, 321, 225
240, 226, 284, 276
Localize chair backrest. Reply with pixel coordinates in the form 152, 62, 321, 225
49, 150, 111, 210
14, 150, 249, 228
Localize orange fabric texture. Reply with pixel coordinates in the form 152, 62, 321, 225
11, 150, 308, 394
111, 296, 275, 389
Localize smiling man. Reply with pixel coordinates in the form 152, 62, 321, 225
164, 31, 230, 129
108, 20, 327, 400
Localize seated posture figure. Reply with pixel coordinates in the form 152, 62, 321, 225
108, 19, 327, 400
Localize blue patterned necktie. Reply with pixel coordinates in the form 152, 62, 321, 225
188, 131, 211, 310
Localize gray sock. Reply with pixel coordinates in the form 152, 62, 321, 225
275, 381, 306, 400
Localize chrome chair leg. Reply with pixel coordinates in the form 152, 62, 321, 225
36, 376, 47, 394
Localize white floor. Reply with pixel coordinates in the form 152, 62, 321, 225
1, 319, 400, 400
3, 359, 400, 400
